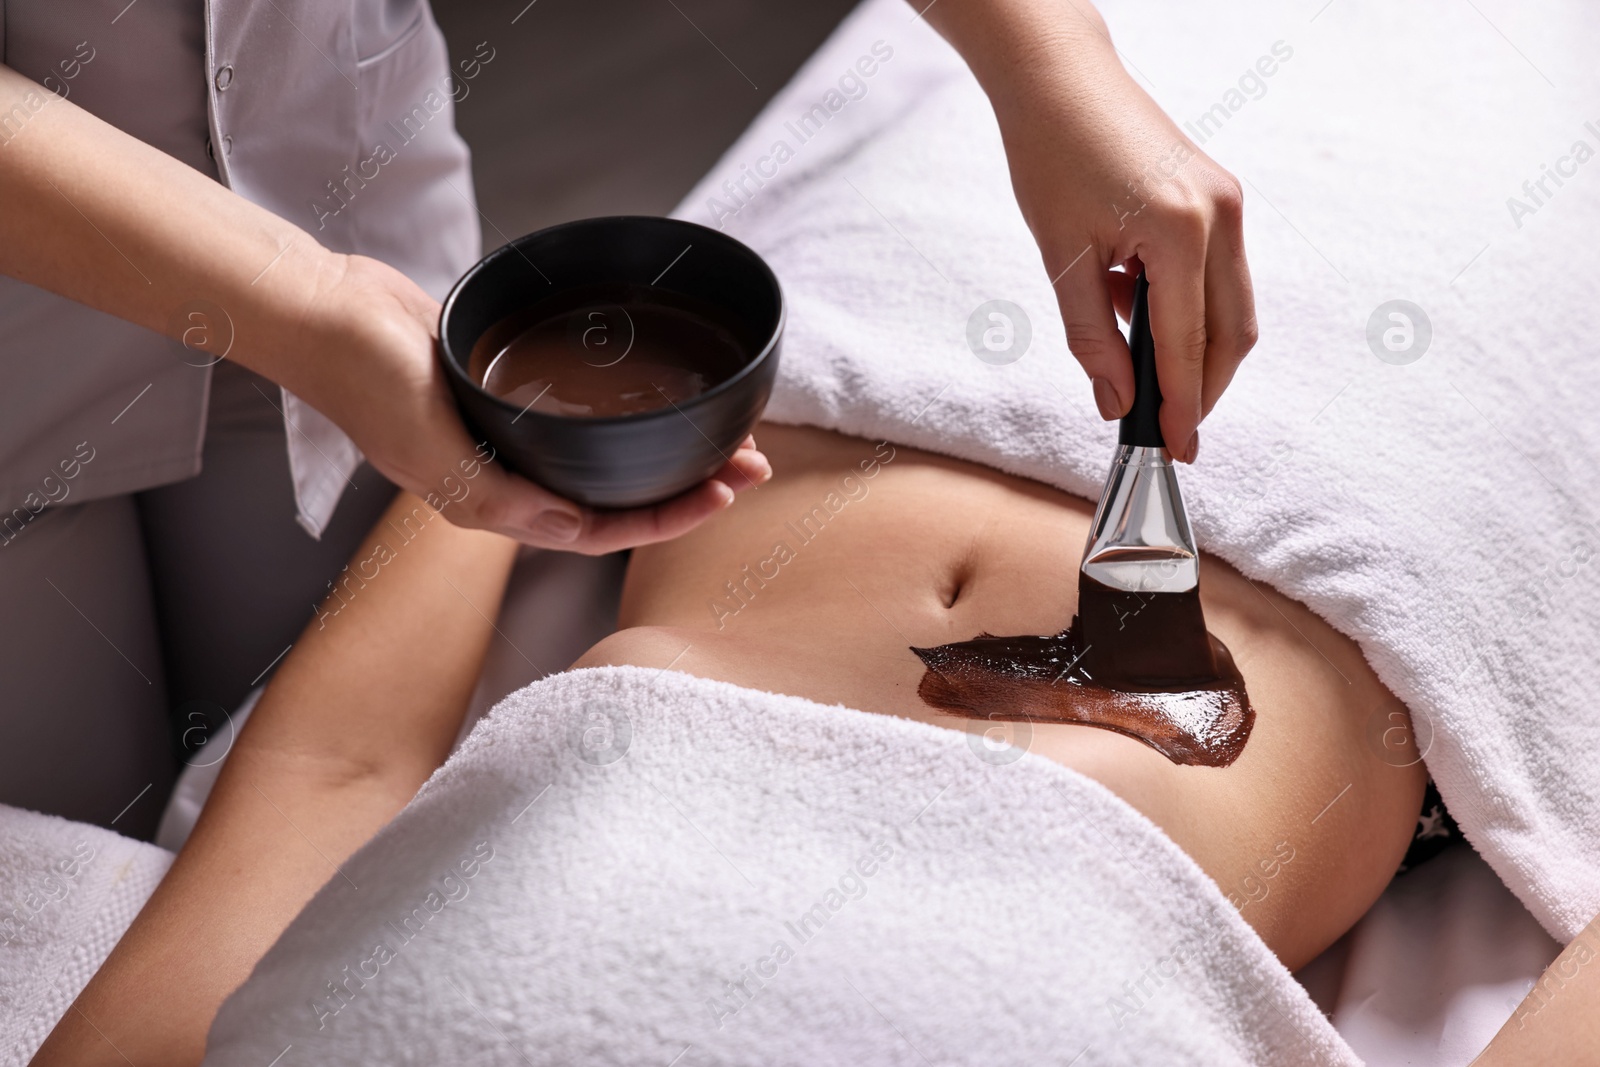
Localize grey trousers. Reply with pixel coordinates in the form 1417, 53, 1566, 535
0, 362, 396, 840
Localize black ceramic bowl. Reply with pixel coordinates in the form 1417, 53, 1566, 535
438, 216, 783, 509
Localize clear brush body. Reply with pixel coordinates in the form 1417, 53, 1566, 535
1081, 445, 1199, 594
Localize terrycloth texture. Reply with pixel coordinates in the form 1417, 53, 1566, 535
674, 0, 1600, 940
204, 667, 1353, 1066
0, 804, 172, 1065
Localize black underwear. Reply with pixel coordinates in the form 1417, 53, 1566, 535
1396, 779, 1460, 874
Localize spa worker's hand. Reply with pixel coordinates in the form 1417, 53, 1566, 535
920, 0, 1258, 463
0, 62, 769, 552
283, 254, 772, 553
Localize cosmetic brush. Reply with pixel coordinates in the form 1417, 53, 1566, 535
1077, 271, 1216, 685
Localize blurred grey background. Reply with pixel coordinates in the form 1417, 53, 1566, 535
434, 0, 861, 249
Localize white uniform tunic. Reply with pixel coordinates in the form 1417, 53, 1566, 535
0, 0, 481, 534
0, 0, 485, 837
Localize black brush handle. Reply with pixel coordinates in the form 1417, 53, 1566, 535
1119, 271, 1164, 448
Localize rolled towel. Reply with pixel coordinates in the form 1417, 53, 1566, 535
0, 804, 171, 1065
203, 667, 1354, 1065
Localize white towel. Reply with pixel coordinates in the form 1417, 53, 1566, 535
0, 804, 172, 1066
204, 667, 1353, 1066
675, 0, 1600, 942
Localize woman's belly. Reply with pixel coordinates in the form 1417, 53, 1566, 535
579, 423, 1425, 968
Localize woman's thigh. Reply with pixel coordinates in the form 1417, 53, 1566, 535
0, 494, 173, 839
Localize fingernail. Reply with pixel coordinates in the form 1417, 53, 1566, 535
713, 481, 736, 507
534, 509, 582, 542
1092, 377, 1125, 420
753, 456, 773, 484
1183, 431, 1200, 463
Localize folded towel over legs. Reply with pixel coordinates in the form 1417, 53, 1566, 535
204, 667, 1354, 1066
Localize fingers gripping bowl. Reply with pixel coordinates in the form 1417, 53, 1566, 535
438, 217, 784, 509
